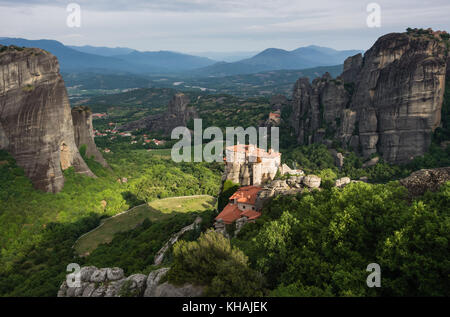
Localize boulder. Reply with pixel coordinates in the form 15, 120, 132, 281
125, 274, 147, 292
335, 152, 345, 169
144, 268, 170, 297
399, 167, 450, 197
335, 177, 351, 187
90, 268, 107, 283
105, 279, 126, 297
91, 285, 107, 297
106, 267, 124, 281
82, 283, 96, 297
362, 156, 380, 168
80, 266, 97, 282
303, 175, 321, 188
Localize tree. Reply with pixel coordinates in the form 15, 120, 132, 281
168, 230, 265, 296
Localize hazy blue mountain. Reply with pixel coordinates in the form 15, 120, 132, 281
0, 38, 215, 74
0, 38, 163, 73
68, 45, 135, 56
0, 38, 361, 77
192, 45, 362, 76
189, 51, 259, 62
114, 50, 217, 72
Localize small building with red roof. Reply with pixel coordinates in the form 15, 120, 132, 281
215, 186, 262, 225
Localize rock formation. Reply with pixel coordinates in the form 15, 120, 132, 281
399, 167, 450, 197
71, 106, 108, 168
290, 30, 449, 164
58, 266, 203, 297
119, 93, 197, 134
0, 45, 94, 192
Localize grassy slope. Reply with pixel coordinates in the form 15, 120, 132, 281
0, 147, 221, 272
74, 195, 216, 256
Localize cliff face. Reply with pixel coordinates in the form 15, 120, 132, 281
290, 31, 448, 164
119, 93, 197, 134
0, 46, 94, 192
71, 106, 108, 168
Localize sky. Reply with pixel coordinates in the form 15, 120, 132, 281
0, 0, 449, 53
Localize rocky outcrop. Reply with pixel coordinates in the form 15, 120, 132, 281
154, 216, 202, 266
270, 94, 289, 111
119, 93, 197, 134
291, 73, 349, 145
302, 175, 321, 188
290, 30, 449, 164
71, 106, 108, 167
58, 266, 203, 297
399, 167, 450, 196
0, 45, 94, 192
341, 53, 363, 83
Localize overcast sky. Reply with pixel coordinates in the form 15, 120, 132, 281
0, 0, 449, 53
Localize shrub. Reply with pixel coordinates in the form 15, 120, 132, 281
167, 230, 265, 296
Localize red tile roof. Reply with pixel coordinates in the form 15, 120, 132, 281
215, 186, 262, 224
241, 209, 261, 220
229, 186, 261, 205
216, 203, 241, 224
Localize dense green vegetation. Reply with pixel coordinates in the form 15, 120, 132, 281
0, 147, 221, 296
82, 88, 272, 132
166, 181, 450, 296
0, 214, 101, 296
64, 65, 342, 99
168, 230, 266, 296
231, 181, 450, 296
1, 47, 449, 297
281, 141, 450, 183
83, 209, 216, 276
74, 195, 215, 256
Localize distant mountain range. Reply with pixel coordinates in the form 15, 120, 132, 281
68, 45, 135, 56
0, 37, 362, 76
188, 51, 259, 62
192, 45, 362, 76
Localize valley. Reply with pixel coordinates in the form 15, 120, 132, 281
0, 27, 449, 298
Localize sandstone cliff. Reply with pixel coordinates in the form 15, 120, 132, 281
119, 93, 197, 134
71, 106, 108, 168
290, 30, 449, 164
0, 45, 95, 192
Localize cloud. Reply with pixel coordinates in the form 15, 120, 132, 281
0, 0, 449, 52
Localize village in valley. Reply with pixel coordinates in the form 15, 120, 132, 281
91, 112, 166, 153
